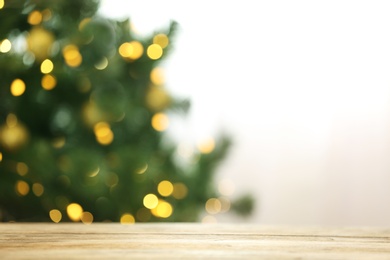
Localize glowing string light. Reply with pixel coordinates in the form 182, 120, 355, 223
0, 39, 11, 53
120, 213, 135, 224
147, 44, 163, 60
10, 79, 26, 96
151, 113, 169, 131
49, 209, 62, 223
28, 11, 42, 25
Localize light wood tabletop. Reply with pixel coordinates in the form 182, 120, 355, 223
1, 223, 390, 259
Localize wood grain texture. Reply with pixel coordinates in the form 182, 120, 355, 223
1, 223, 390, 259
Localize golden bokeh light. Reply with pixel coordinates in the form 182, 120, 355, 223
197, 137, 215, 154
157, 180, 173, 197
153, 34, 169, 49
0, 152, 2, 162
118, 41, 143, 60
41, 74, 57, 90
172, 182, 188, 199
0, 0, 4, 9
147, 44, 163, 60
15, 180, 29, 196
28, 10, 42, 25
49, 209, 62, 223
10, 79, 26, 96
27, 27, 54, 61
0, 39, 11, 53
32, 183, 44, 197
40, 59, 54, 74
150, 67, 164, 85
205, 198, 222, 215
0, 115, 29, 151
16, 162, 28, 176
120, 213, 135, 224
62, 44, 82, 67
151, 113, 169, 131
151, 199, 173, 218
143, 193, 158, 209
94, 122, 114, 145
81, 211, 94, 224
66, 203, 83, 222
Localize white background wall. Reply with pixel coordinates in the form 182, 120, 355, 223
100, 0, 390, 226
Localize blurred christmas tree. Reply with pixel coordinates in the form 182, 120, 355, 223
0, 0, 253, 223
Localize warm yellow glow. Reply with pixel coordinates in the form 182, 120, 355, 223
153, 34, 169, 49
81, 211, 94, 224
41, 74, 57, 90
40, 59, 54, 74
27, 27, 54, 61
172, 182, 188, 199
66, 203, 83, 222
94, 122, 114, 145
16, 162, 28, 176
151, 200, 173, 218
151, 113, 169, 131
143, 193, 158, 209
0, 152, 2, 162
0, 39, 11, 53
32, 183, 44, 197
118, 41, 143, 60
135, 163, 148, 174
120, 213, 135, 224
10, 79, 26, 96
15, 180, 29, 196
157, 180, 173, 197
94, 57, 108, 70
118, 42, 133, 57
0, 116, 29, 151
147, 44, 163, 60
205, 198, 222, 215
0, 0, 4, 9
49, 209, 62, 223
28, 10, 42, 25
63, 45, 82, 67
197, 137, 215, 154
78, 18, 91, 31
150, 67, 164, 85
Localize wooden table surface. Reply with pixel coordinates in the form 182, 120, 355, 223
1, 223, 390, 259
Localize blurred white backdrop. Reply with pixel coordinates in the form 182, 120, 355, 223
99, 0, 390, 226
